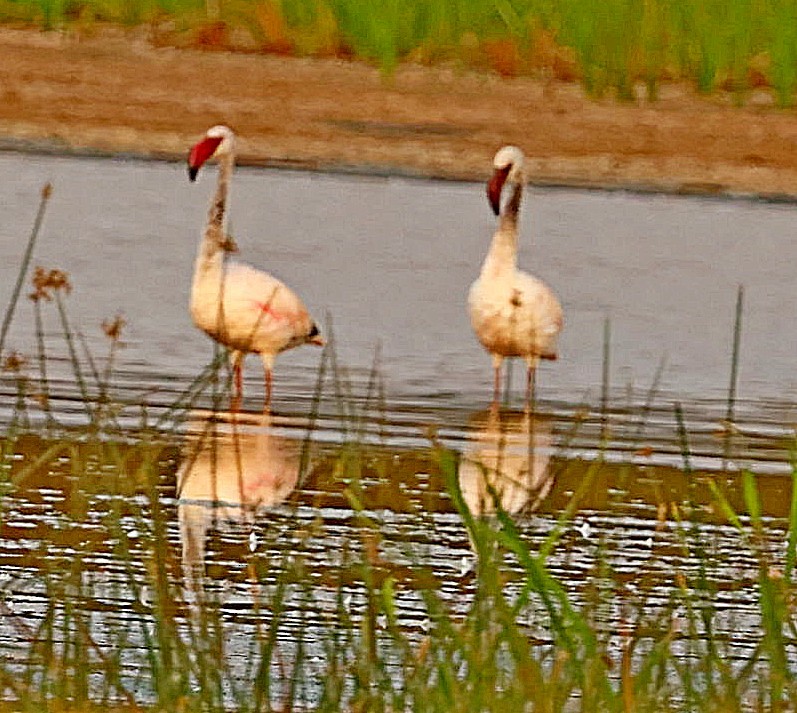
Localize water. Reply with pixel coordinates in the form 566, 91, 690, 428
2, 151, 797, 414
1, 151, 796, 705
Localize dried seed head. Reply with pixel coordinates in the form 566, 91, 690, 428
41, 182, 53, 200
29, 266, 72, 302
1, 351, 27, 373
47, 268, 71, 294
29, 267, 49, 302
102, 314, 126, 342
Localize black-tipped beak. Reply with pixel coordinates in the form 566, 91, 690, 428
488, 185, 501, 215
188, 165, 199, 182
487, 165, 511, 215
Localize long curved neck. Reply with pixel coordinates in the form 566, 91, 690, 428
195, 151, 234, 276
482, 180, 522, 277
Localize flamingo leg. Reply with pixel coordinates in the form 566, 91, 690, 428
234, 361, 243, 398
524, 357, 539, 417
230, 351, 243, 412
491, 353, 503, 410
525, 366, 536, 416
264, 367, 273, 413
259, 354, 276, 413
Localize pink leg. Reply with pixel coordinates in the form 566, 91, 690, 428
490, 354, 505, 409
234, 361, 243, 398
525, 366, 536, 416
231, 360, 243, 412
524, 354, 541, 416
264, 367, 273, 413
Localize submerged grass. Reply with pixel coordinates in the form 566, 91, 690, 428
2, 186, 797, 711
2, 0, 797, 103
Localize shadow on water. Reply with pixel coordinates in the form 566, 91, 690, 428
176, 408, 556, 585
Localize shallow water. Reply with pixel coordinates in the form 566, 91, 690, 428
1, 151, 797, 411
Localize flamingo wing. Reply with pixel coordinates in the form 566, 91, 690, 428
216, 262, 317, 354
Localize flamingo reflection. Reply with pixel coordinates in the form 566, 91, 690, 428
458, 409, 554, 518
176, 410, 307, 578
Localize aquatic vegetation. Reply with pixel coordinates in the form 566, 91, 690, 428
3, 419, 797, 711
2, 0, 797, 104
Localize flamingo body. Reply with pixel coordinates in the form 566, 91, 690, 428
469, 270, 561, 363
191, 261, 320, 366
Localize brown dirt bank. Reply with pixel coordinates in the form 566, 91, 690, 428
2, 27, 797, 197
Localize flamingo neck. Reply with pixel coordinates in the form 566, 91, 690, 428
195, 151, 234, 277
482, 181, 522, 276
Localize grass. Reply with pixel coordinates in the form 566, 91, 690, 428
4, 410, 797, 711
2, 0, 797, 104
1, 185, 797, 711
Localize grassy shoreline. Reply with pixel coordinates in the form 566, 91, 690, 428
2, 0, 797, 106
3, 403, 797, 711
4, 23, 797, 198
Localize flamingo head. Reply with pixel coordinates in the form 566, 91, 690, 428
487, 145, 526, 215
188, 125, 235, 182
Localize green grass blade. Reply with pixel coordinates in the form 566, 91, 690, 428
0, 183, 52, 358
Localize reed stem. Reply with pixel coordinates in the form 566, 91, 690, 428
726, 284, 744, 425
0, 183, 52, 358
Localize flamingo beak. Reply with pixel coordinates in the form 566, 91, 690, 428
487, 165, 511, 215
187, 135, 224, 182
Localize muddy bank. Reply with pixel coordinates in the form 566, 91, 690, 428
1, 27, 797, 197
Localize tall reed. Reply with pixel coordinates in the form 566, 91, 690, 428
0, 184, 51, 360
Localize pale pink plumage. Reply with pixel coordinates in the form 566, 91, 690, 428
188, 125, 323, 410
468, 145, 563, 407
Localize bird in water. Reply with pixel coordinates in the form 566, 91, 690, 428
187, 125, 324, 411
468, 145, 563, 410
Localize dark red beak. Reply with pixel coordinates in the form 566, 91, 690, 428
487, 165, 511, 215
187, 135, 223, 182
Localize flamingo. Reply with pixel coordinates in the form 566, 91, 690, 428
468, 146, 563, 409
187, 125, 324, 411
